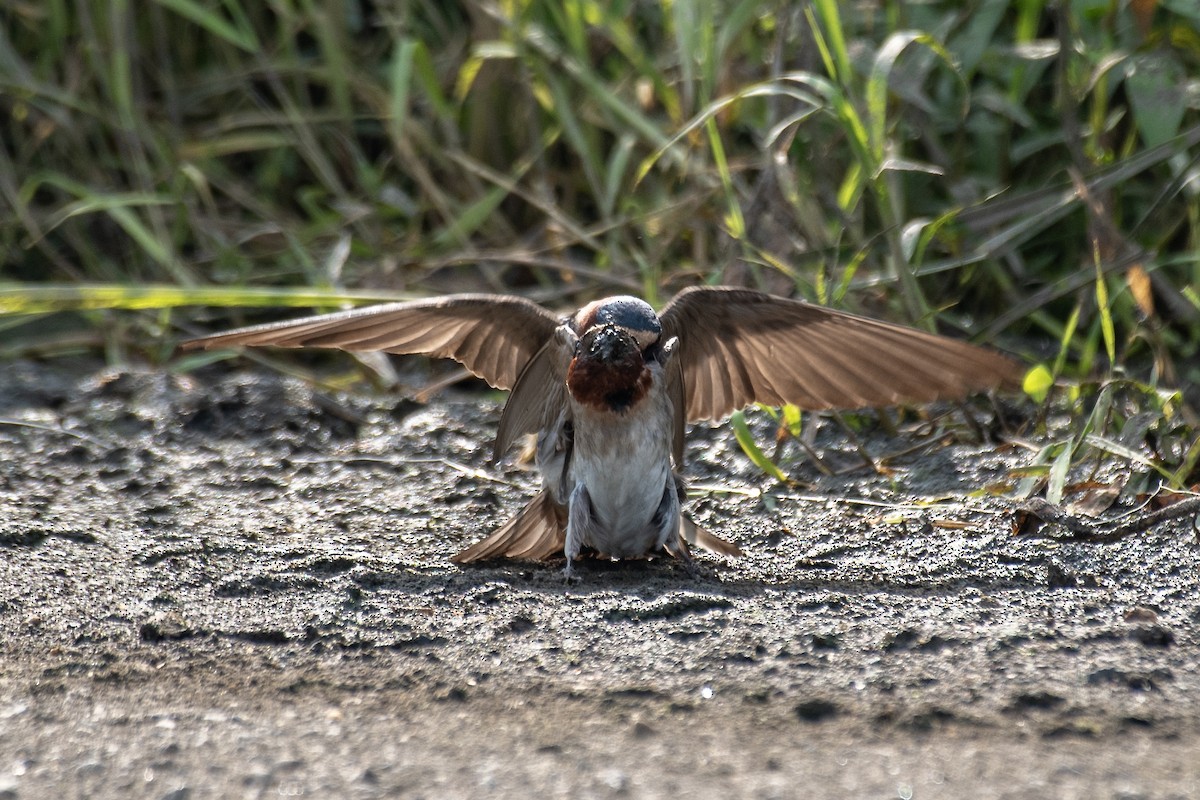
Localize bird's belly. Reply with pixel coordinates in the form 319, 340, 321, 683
575, 453, 671, 557
569, 397, 675, 558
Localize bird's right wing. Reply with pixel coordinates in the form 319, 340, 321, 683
182, 294, 562, 392
493, 326, 577, 461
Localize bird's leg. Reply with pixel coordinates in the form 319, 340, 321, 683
563, 483, 592, 582
673, 541, 703, 579
652, 477, 701, 577
651, 476, 681, 554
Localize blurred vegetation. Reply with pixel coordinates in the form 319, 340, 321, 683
1, 0, 1198, 495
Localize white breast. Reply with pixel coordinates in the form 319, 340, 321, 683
567, 371, 676, 557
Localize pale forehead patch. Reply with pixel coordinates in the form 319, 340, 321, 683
624, 326, 659, 351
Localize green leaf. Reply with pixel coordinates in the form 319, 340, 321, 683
1084, 384, 1114, 441
1023, 364, 1055, 403
781, 405, 803, 438
409, 39, 454, 121
1016, 443, 1054, 499
542, 70, 605, 202
635, 80, 819, 184
1046, 444, 1072, 505
18, 174, 189, 283
706, 117, 744, 239
1052, 303, 1082, 376
1125, 52, 1187, 149
430, 184, 510, 249
810, 0, 852, 84
602, 133, 637, 217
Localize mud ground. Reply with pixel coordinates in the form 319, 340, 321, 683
0, 358, 1197, 799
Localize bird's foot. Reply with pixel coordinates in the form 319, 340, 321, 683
561, 560, 580, 584
674, 547, 704, 580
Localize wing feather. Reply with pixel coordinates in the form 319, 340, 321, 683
716, 333, 757, 408
182, 294, 561, 391
493, 329, 574, 462
796, 323, 898, 405
451, 489, 567, 563
679, 513, 742, 557
660, 286, 1022, 422
668, 354, 687, 465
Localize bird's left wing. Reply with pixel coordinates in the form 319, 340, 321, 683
659, 286, 1023, 424
182, 294, 562, 392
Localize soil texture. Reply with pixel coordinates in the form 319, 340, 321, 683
1, 359, 1197, 799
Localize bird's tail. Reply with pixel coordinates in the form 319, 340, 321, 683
451, 489, 567, 564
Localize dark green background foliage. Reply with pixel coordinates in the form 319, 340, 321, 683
1, 0, 1198, 487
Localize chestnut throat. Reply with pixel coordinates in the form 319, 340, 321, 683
566, 352, 653, 413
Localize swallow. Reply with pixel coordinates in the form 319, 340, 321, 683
183, 287, 1021, 576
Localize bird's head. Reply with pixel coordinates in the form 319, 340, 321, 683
572, 296, 662, 354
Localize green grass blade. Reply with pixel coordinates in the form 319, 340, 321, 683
388, 38, 418, 143
602, 133, 637, 217
152, 0, 260, 52
0, 283, 419, 315
1169, 436, 1200, 489
635, 81, 820, 184
705, 117, 744, 239
1094, 252, 1116, 369
1046, 443, 1072, 505
1052, 303, 1082, 376
866, 31, 964, 159
730, 410, 788, 483
1084, 434, 1174, 482
781, 405, 802, 438
811, 0, 852, 84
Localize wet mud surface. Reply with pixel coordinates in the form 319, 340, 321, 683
1, 359, 1197, 798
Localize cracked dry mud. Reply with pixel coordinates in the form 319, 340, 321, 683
0, 359, 1197, 799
